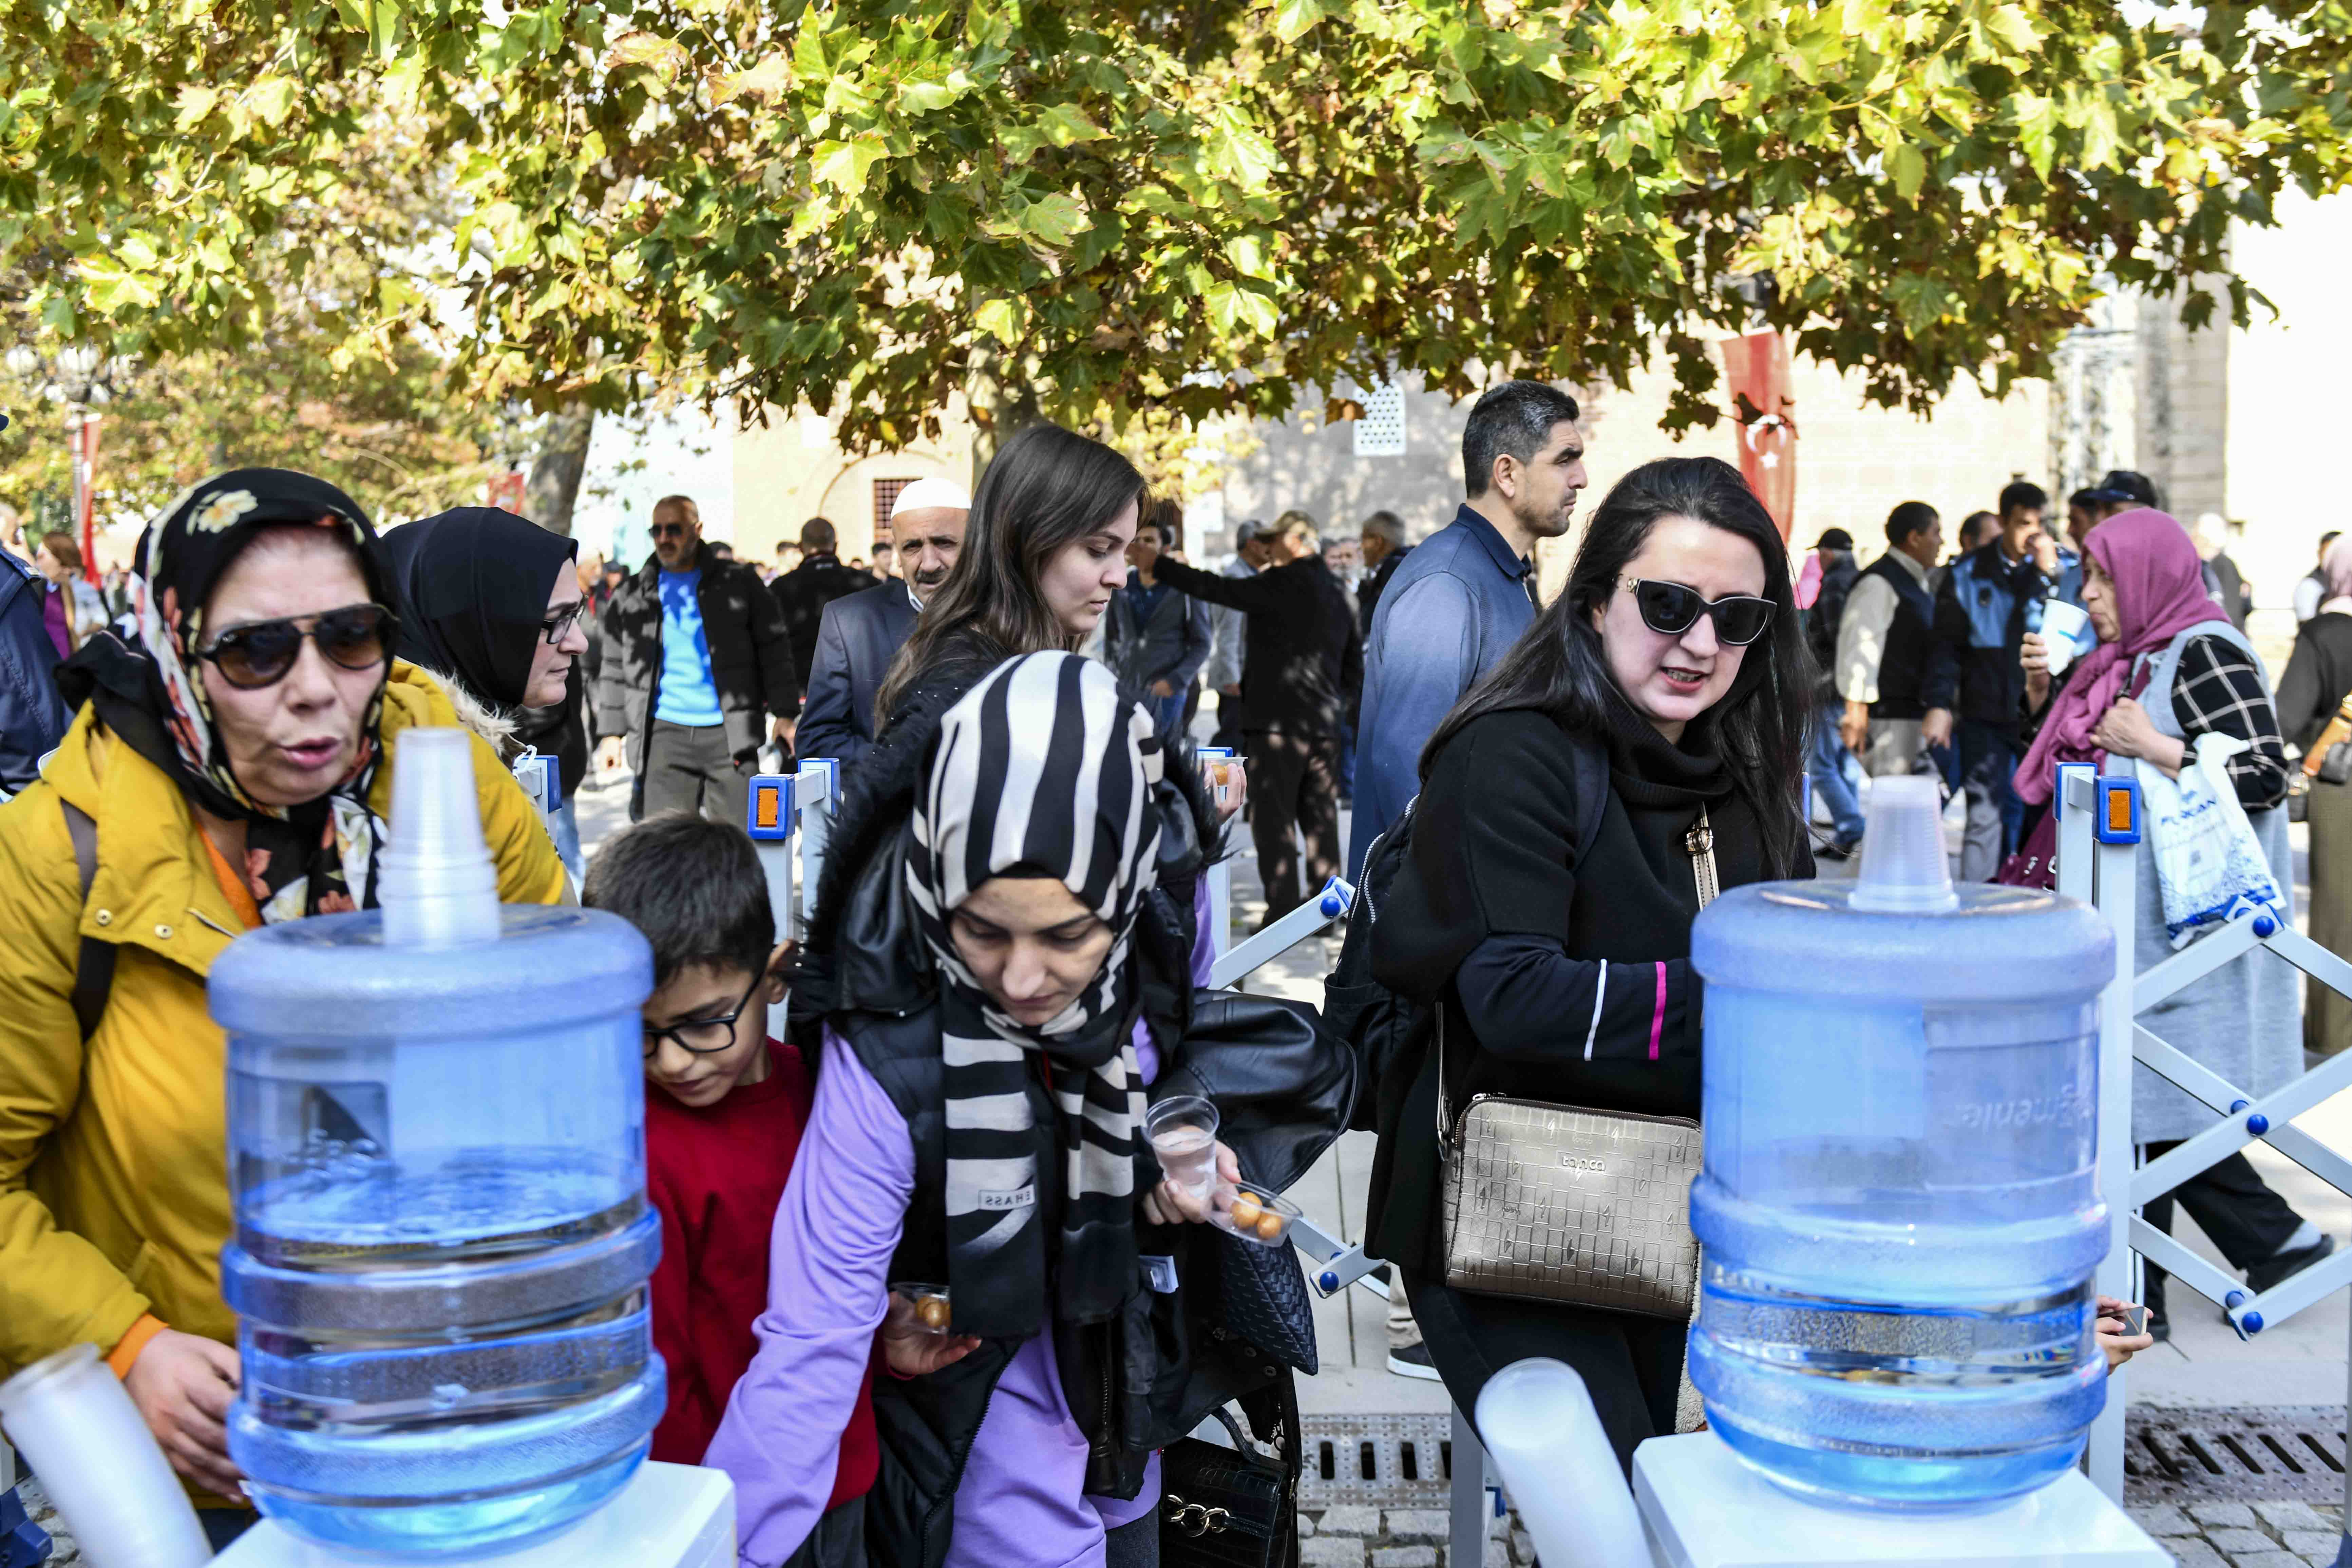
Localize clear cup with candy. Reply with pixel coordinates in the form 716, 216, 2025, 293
892, 1282, 954, 1334
1209, 1184, 1301, 1248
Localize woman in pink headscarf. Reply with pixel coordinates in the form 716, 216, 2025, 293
2015, 508, 2320, 1343
2278, 533, 2352, 1057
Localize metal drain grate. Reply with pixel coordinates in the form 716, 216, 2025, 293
1302, 1413, 1457, 1506
2127, 1406, 2348, 1503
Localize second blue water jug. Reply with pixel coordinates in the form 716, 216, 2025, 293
1687, 776, 2116, 1510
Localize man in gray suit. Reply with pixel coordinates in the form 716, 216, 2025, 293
797, 478, 969, 769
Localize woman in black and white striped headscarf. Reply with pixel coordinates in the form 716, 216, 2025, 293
908, 649, 1205, 1333
706, 648, 1235, 1568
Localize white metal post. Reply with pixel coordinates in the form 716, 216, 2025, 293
2063, 763, 2140, 1503
796, 758, 837, 938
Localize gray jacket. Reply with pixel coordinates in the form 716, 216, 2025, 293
1105, 573, 1212, 695
796, 580, 920, 771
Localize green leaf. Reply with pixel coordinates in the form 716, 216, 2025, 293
1890, 141, 1925, 202
1033, 104, 1105, 146
974, 296, 1026, 344
1273, 0, 1327, 44
1017, 191, 1088, 248
812, 137, 887, 195
1987, 6, 2038, 56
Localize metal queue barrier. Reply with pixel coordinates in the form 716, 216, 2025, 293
2060, 759, 2352, 1537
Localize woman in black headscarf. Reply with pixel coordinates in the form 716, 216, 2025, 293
0, 471, 568, 1543
382, 507, 592, 877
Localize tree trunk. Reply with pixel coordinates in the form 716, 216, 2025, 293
525, 400, 596, 536
965, 345, 1042, 487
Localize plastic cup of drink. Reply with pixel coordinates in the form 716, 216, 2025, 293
1144, 1095, 1220, 1197
2039, 599, 2092, 678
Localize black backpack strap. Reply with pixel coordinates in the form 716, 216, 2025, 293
60, 800, 117, 1042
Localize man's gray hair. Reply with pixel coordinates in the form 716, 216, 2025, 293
1360, 510, 1406, 548
1234, 518, 1266, 550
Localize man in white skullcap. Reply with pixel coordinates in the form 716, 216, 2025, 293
796, 476, 972, 769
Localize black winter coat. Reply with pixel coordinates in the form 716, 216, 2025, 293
0, 550, 67, 795
1363, 701, 1805, 1274
591, 540, 798, 770
1152, 555, 1362, 737
770, 552, 879, 691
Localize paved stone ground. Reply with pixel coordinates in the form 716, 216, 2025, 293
2122, 1499, 2346, 1568
1296, 1501, 1530, 1568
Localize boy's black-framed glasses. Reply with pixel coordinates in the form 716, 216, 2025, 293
642, 972, 761, 1058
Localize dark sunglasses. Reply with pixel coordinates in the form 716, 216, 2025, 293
541, 602, 585, 645
1618, 577, 1775, 646
642, 972, 762, 1059
192, 604, 399, 689
651, 522, 691, 540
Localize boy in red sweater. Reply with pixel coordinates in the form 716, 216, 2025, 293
583, 814, 877, 1566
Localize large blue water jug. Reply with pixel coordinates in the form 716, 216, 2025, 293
210, 729, 661, 1556
1687, 776, 2115, 1510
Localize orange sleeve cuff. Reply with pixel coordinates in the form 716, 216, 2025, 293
106, 1314, 168, 1379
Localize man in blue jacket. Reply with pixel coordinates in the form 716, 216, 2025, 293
1922, 480, 2066, 879
1351, 381, 1587, 880
0, 543, 68, 799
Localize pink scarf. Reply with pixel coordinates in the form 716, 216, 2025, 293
2013, 509, 2228, 805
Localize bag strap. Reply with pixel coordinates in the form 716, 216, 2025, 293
61, 800, 117, 1043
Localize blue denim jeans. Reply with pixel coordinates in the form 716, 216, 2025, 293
1807, 698, 1865, 844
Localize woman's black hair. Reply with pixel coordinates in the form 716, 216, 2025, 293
1419, 455, 1816, 876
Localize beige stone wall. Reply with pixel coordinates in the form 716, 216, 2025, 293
730, 400, 974, 567
2228, 190, 2352, 607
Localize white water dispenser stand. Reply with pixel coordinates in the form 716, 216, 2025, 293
1633, 1434, 2166, 1568
211, 1463, 733, 1568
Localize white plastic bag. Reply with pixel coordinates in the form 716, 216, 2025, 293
2138, 733, 2284, 948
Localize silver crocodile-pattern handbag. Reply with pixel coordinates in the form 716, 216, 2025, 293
1435, 808, 1714, 1319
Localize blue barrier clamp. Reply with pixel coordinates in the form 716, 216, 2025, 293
2092, 776, 2142, 845
747, 774, 795, 842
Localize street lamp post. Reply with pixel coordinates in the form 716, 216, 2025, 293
4, 344, 114, 584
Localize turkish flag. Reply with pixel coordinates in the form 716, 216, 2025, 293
1719, 332, 1796, 541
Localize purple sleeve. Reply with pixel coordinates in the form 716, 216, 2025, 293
1191, 872, 1216, 986
703, 1029, 913, 1566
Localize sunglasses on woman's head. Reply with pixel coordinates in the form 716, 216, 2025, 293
1618, 577, 1775, 646
192, 604, 399, 689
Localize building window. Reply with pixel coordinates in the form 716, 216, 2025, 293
873, 477, 917, 549
1353, 382, 1406, 457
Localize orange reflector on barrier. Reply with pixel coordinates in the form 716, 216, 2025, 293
756, 787, 781, 830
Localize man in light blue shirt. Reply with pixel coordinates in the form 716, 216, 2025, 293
594, 494, 798, 824
1351, 382, 1588, 880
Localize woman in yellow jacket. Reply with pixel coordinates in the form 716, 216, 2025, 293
0, 470, 566, 1542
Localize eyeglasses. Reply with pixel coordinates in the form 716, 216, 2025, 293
651, 522, 690, 540
540, 602, 585, 645
192, 604, 399, 689
641, 972, 761, 1059
1618, 577, 1775, 646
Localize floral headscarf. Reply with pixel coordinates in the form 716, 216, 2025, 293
58, 469, 398, 921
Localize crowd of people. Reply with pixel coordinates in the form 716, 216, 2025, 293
1, 397, 2339, 1565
